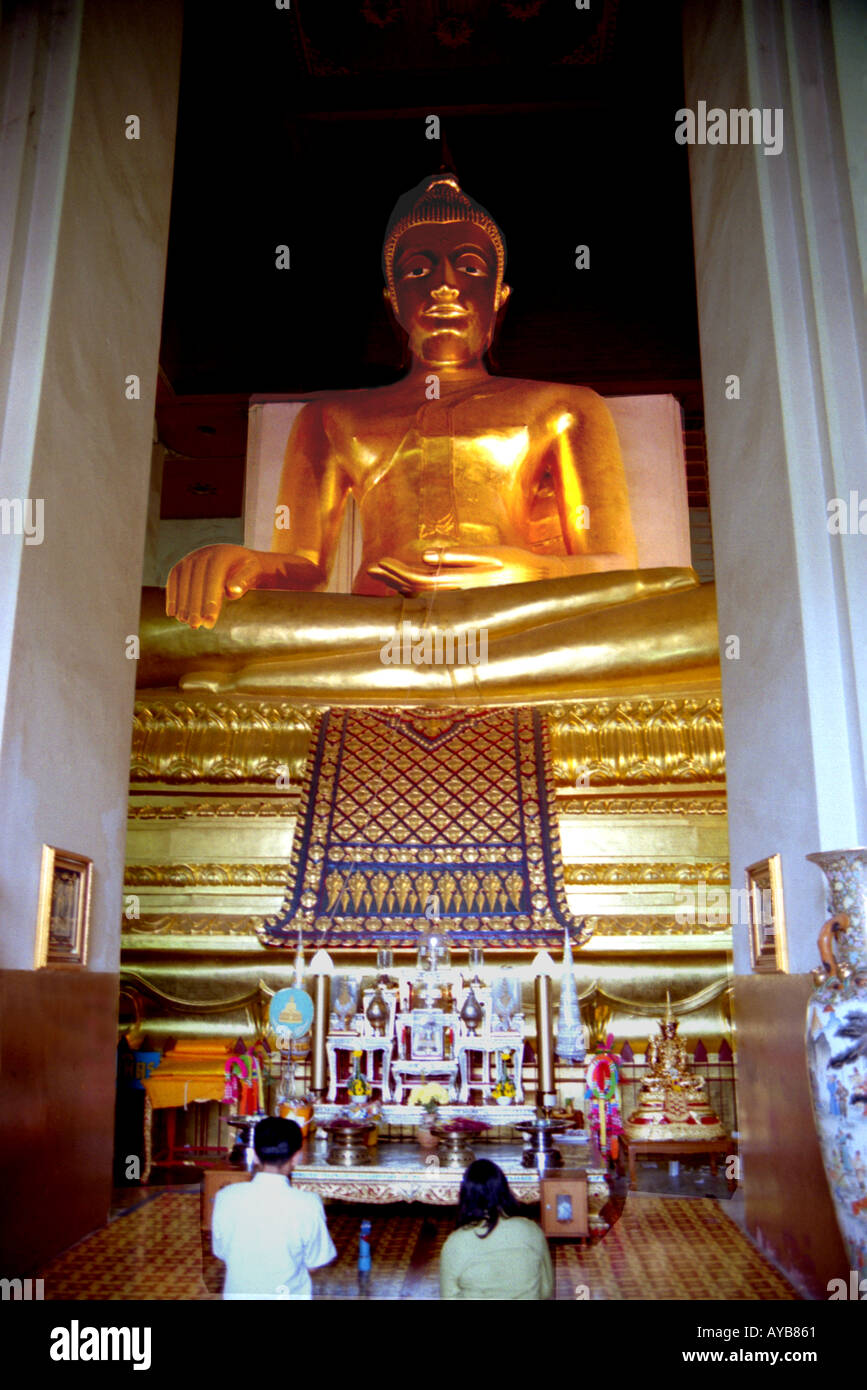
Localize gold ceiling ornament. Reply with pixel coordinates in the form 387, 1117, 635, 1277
549, 697, 725, 786
563, 860, 729, 886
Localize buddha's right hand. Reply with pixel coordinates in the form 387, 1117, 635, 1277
166, 545, 264, 629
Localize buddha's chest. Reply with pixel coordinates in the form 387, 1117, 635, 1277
345, 407, 536, 505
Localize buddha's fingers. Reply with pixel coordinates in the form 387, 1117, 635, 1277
369, 557, 470, 594
421, 548, 503, 570
224, 556, 263, 602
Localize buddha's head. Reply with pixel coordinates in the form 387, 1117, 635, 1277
383, 173, 511, 368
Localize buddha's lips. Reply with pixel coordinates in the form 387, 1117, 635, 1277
424, 306, 469, 319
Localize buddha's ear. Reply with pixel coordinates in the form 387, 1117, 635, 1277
382, 287, 410, 368
497, 283, 512, 311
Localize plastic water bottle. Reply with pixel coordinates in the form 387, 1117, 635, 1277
359, 1219, 372, 1274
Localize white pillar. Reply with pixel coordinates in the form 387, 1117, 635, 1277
685, 0, 867, 974
0, 0, 182, 1271
683, 0, 865, 1297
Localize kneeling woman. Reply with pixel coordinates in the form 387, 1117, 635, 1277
440, 1159, 553, 1300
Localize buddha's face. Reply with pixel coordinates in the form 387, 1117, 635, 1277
389, 222, 509, 368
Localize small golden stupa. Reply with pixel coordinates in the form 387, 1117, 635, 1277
624, 997, 726, 1142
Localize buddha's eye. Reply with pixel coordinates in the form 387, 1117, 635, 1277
402, 265, 430, 279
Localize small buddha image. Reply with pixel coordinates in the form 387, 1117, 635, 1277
278, 996, 303, 1028
624, 997, 726, 1143
643, 1006, 706, 1099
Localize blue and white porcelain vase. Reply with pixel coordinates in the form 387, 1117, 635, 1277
805, 849, 867, 1274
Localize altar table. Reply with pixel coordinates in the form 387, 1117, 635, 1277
619, 1135, 735, 1192
201, 1142, 611, 1232
293, 1141, 611, 1232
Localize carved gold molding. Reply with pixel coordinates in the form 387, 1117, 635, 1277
549, 697, 724, 785
129, 857, 730, 892
126, 914, 263, 937
560, 795, 727, 816
131, 698, 314, 784
564, 860, 729, 885
123, 911, 728, 938
126, 794, 724, 820
128, 800, 298, 820
125, 862, 288, 888
130, 695, 724, 788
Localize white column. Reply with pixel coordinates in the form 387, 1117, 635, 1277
684, 0, 867, 973
0, 0, 182, 970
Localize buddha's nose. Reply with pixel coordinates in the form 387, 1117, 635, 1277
431, 258, 460, 293
431, 283, 460, 300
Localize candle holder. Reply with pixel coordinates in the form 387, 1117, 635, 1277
516, 1117, 569, 1173
227, 1114, 268, 1171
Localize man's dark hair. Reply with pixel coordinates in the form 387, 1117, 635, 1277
456, 1159, 520, 1238
254, 1117, 303, 1165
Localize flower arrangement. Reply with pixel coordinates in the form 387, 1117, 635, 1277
408, 1081, 450, 1114
492, 1050, 517, 1104
347, 1049, 373, 1100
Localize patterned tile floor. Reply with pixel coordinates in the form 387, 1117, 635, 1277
38, 1187, 799, 1301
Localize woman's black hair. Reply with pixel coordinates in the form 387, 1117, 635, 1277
456, 1159, 520, 1238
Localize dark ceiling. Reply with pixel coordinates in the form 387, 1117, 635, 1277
157, 0, 706, 519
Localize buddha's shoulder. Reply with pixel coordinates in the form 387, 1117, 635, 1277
291, 379, 614, 428
292, 384, 409, 430
520, 378, 611, 406
501, 378, 617, 430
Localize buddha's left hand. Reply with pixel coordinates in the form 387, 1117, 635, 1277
370, 546, 634, 594
370, 546, 567, 594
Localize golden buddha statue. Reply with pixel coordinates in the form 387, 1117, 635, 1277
141, 173, 719, 700
624, 1000, 726, 1142
644, 1012, 699, 1097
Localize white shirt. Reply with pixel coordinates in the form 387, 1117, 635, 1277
212, 1172, 336, 1299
